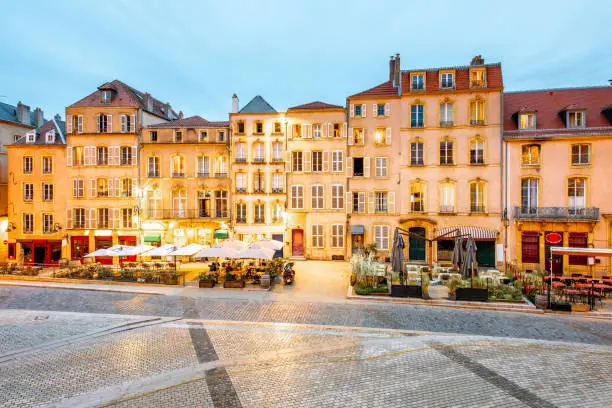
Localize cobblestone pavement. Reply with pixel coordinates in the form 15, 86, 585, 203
0, 310, 610, 408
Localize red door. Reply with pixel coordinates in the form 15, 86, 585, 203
292, 229, 304, 256
119, 236, 137, 262
71, 236, 89, 264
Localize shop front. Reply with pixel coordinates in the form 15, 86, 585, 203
71, 236, 89, 263
19, 240, 62, 266
435, 225, 498, 268
95, 236, 113, 265
118, 235, 137, 261
144, 233, 162, 247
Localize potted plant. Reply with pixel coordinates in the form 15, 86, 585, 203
447, 276, 463, 300
223, 268, 244, 288
455, 277, 488, 302
199, 272, 216, 288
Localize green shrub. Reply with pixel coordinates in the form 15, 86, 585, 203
354, 283, 388, 295
120, 269, 135, 281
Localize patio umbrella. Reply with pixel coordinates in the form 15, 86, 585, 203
219, 239, 247, 251
235, 245, 275, 260
167, 244, 205, 257
84, 248, 111, 257
451, 236, 463, 270
194, 245, 239, 259
144, 244, 176, 257
391, 229, 405, 276
461, 236, 479, 280
253, 238, 284, 251
107, 244, 154, 257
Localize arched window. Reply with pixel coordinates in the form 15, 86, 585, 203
470, 180, 486, 213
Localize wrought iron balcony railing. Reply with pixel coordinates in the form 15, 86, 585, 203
214, 172, 228, 178
145, 209, 227, 219
197, 172, 210, 178
148, 171, 160, 178
172, 172, 185, 178
439, 205, 455, 213
235, 187, 247, 193
254, 218, 265, 224
236, 217, 247, 224
470, 119, 485, 126
252, 157, 266, 164
271, 187, 283, 193
514, 206, 600, 221
470, 80, 487, 88
235, 157, 247, 163
471, 205, 486, 213
439, 120, 454, 127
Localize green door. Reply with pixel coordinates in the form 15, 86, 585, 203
476, 241, 495, 267
409, 227, 426, 261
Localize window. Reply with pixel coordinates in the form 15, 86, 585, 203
237, 121, 245, 134
470, 182, 486, 213
235, 143, 247, 162
121, 208, 133, 229
96, 208, 108, 228
198, 156, 210, 177
293, 124, 302, 138
291, 185, 304, 209
23, 156, 33, 173
571, 144, 590, 165
272, 174, 283, 193
272, 142, 283, 161
440, 103, 453, 126
352, 192, 366, 213
354, 105, 362, 117
255, 122, 263, 134
101, 90, 112, 103
73, 208, 86, 228
121, 115, 134, 133
521, 144, 540, 166
72, 146, 84, 166
97, 114, 110, 132
311, 185, 324, 209
172, 155, 185, 177
173, 190, 186, 218
375, 157, 388, 177
439, 182, 455, 213
312, 225, 324, 248
96, 178, 108, 197
411, 105, 424, 128
333, 123, 341, 137
173, 131, 182, 143
352, 157, 364, 177
150, 131, 158, 142
218, 130, 225, 142
147, 190, 161, 218
217, 156, 228, 176
312, 151, 323, 172
521, 232, 539, 264
332, 224, 344, 248
43, 214, 53, 233
410, 141, 424, 165
25, 132, 35, 143
71, 115, 82, 134
470, 70, 486, 87
410, 183, 424, 212
23, 214, 33, 233
440, 140, 454, 165
332, 151, 343, 172
375, 192, 388, 213
254, 203, 265, 223
13, 134, 21, 143
272, 203, 283, 222
122, 178, 132, 197
440, 73, 454, 89
375, 127, 385, 144
352, 128, 364, 145
236, 203, 247, 223
253, 143, 265, 162
73, 179, 84, 198
376, 104, 385, 117
374, 225, 389, 250
23, 183, 33, 201
568, 177, 586, 213
519, 113, 536, 129
470, 139, 485, 164
42, 156, 52, 173
292, 151, 303, 172
521, 178, 539, 213
274, 122, 282, 133
235, 173, 247, 192
97, 146, 108, 165
567, 111, 585, 128
253, 171, 265, 193
148, 156, 160, 177
43, 183, 53, 201
469, 100, 485, 125
411, 74, 424, 90
569, 233, 588, 265
45, 130, 55, 143
120, 146, 132, 165
331, 185, 344, 209
313, 124, 322, 138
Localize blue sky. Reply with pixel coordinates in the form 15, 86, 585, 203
1, 0, 611, 121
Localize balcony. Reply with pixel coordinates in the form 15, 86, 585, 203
513, 206, 600, 221
214, 172, 228, 178
439, 121, 454, 127
271, 187, 283, 194
439, 205, 455, 213
253, 188, 265, 193
197, 172, 210, 178
470, 119, 486, 126
235, 157, 247, 163
470, 205, 486, 214
145, 209, 227, 220
148, 171, 160, 178
172, 172, 185, 178
236, 217, 247, 224
270, 157, 284, 164
252, 157, 266, 164
235, 187, 247, 193
470, 80, 487, 88
254, 218, 265, 224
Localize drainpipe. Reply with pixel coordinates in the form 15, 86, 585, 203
500, 92, 507, 276
345, 98, 350, 261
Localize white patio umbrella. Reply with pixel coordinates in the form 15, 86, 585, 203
253, 238, 284, 251
143, 244, 176, 257
167, 243, 206, 257
194, 245, 239, 259
84, 248, 112, 257
107, 244, 153, 257
219, 239, 247, 251
235, 245, 275, 260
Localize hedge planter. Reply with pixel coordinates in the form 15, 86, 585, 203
550, 302, 571, 312
223, 280, 245, 288
535, 295, 548, 310
199, 281, 215, 288
455, 287, 488, 302
391, 285, 422, 298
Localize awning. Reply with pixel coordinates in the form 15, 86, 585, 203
144, 233, 161, 242
351, 225, 365, 235
435, 225, 497, 240
213, 229, 229, 239
551, 246, 612, 257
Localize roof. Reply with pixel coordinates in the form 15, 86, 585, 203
287, 101, 344, 111
400, 63, 503, 94
238, 95, 277, 113
348, 81, 399, 99
11, 118, 65, 146
0, 101, 40, 127
68, 79, 178, 120
435, 225, 498, 240
146, 115, 229, 129
503, 86, 612, 137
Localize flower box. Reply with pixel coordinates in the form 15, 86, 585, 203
223, 280, 245, 288
455, 287, 488, 302
199, 280, 215, 288
391, 285, 422, 298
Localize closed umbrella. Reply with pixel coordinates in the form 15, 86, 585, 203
235, 245, 275, 260
253, 238, 284, 251
391, 229, 405, 283
219, 239, 247, 251
451, 236, 463, 270
461, 236, 479, 280
194, 245, 239, 259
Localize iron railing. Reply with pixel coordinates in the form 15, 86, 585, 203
214, 172, 228, 178
235, 187, 247, 193
271, 187, 283, 193
470, 80, 487, 88
252, 157, 266, 164
471, 205, 486, 213
514, 206, 600, 221
236, 217, 247, 224
145, 209, 227, 219
439, 120, 454, 127
148, 171, 160, 178
197, 172, 210, 178
235, 157, 247, 163
470, 119, 485, 126
172, 172, 185, 178
439, 205, 455, 213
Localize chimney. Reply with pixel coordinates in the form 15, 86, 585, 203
470, 55, 485, 66
33, 107, 44, 127
388, 55, 395, 82
16, 101, 31, 124
144, 92, 153, 111
163, 102, 171, 116
54, 114, 62, 122
178, 111, 184, 119
394, 53, 401, 86
232, 93, 239, 113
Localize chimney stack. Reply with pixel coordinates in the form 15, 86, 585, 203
54, 114, 62, 123
163, 102, 171, 116
144, 93, 153, 111
178, 111, 184, 119
33, 107, 44, 127
17, 101, 31, 124
394, 53, 401, 86
232, 94, 239, 113
389, 55, 395, 82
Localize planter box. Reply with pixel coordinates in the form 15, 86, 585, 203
455, 287, 488, 302
391, 285, 422, 298
550, 302, 571, 312
571, 303, 590, 312
534, 295, 548, 310
199, 281, 215, 288
223, 280, 245, 288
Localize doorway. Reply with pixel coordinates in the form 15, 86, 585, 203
292, 229, 304, 256
352, 234, 364, 254
545, 232, 563, 275
408, 227, 426, 262
272, 234, 284, 258
34, 245, 46, 265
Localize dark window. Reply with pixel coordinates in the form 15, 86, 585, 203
150, 131, 158, 142
522, 232, 540, 264
353, 157, 364, 176
237, 122, 245, 133
568, 232, 588, 265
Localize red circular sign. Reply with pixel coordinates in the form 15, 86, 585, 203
2, 240, 7, 245
545, 232, 562, 245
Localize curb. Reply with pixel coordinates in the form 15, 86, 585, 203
0, 274, 179, 288
0, 281, 165, 296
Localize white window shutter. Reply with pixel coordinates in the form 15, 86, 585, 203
286, 151, 292, 173
388, 227, 393, 251
112, 209, 120, 229
327, 123, 332, 138
362, 104, 367, 117
358, 192, 366, 213
85, 147, 91, 166
386, 127, 392, 145
114, 146, 120, 165
368, 191, 375, 213
107, 115, 112, 133
304, 151, 311, 172
350, 104, 354, 117
108, 178, 114, 198
388, 192, 395, 213
78, 115, 83, 133
342, 123, 347, 138
385, 102, 391, 116
121, 115, 127, 133
346, 156, 353, 177
362, 128, 367, 145
66, 115, 73, 133
373, 103, 377, 116
67, 147, 73, 166
130, 114, 136, 132
88, 208, 96, 229
346, 191, 352, 214
66, 208, 73, 229
323, 150, 329, 172
96, 115, 101, 133
115, 178, 120, 197
132, 146, 138, 166
322, 122, 327, 138
364, 157, 370, 178
306, 124, 312, 139
132, 178, 137, 197
89, 179, 97, 198
287, 124, 293, 139
347, 128, 353, 145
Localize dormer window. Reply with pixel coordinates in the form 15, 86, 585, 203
45, 130, 56, 144
567, 111, 585, 128
26, 131, 35, 144
200, 130, 208, 141
101, 90, 112, 104
13, 134, 21, 143
519, 113, 536, 130
274, 122, 282, 133
470, 69, 486, 88
411, 74, 425, 90
174, 131, 182, 143
218, 130, 225, 142
440, 72, 454, 89
237, 121, 245, 134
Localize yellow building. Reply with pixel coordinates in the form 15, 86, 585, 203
503, 86, 612, 276
6, 119, 66, 264
285, 102, 348, 260
140, 115, 230, 247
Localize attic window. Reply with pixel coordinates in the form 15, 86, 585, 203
567, 111, 585, 128
45, 130, 56, 143
26, 132, 35, 143
13, 135, 21, 143
101, 91, 112, 104
519, 113, 536, 130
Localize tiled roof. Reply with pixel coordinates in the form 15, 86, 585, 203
68, 79, 178, 120
0, 102, 39, 126
503, 86, 612, 133
12, 119, 65, 145
287, 101, 344, 110
348, 81, 399, 99
238, 95, 276, 113
400, 63, 503, 93
146, 115, 229, 129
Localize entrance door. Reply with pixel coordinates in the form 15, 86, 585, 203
476, 241, 495, 267
119, 236, 137, 262
71, 237, 89, 263
409, 227, 426, 262
34, 245, 46, 265
545, 232, 563, 275
352, 234, 364, 254
272, 234, 284, 258
292, 229, 304, 256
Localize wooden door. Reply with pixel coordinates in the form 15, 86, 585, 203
408, 227, 426, 261
292, 229, 304, 256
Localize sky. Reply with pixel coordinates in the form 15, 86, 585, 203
1, 0, 611, 121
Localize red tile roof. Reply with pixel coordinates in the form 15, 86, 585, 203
400, 64, 503, 94
69, 79, 178, 120
146, 115, 229, 129
288, 101, 344, 110
503, 87, 612, 135
348, 81, 399, 99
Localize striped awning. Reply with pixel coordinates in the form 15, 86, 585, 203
435, 225, 498, 240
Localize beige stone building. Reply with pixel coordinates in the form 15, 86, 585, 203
285, 102, 347, 260
140, 115, 230, 247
